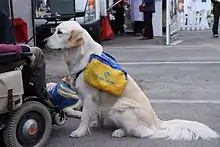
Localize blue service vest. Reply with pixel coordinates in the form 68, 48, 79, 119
48, 82, 79, 109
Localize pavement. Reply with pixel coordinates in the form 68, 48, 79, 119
44, 31, 220, 147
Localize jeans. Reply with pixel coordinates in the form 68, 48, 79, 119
212, 4, 220, 35
143, 12, 154, 38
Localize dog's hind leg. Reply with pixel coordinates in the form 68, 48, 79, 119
112, 128, 126, 138
109, 108, 154, 138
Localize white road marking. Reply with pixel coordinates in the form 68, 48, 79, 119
120, 61, 220, 65
104, 45, 203, 49
150, 99, 220, 104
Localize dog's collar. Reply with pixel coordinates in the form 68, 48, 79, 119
75, 69, 84, 80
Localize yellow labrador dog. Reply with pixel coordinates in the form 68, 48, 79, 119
45, 20, 219, 140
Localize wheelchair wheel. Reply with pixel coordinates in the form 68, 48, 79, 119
3, 101, 52, 147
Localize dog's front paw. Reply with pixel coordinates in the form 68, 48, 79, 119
69, 129, 87, 138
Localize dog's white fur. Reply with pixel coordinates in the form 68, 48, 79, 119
46, 20, 219, 140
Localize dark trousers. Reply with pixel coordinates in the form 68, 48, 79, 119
23, 47, 46, 97
212, 4, 220, 35
134, 21, 144, 34
115, 14, 125, 34
143, 12, 154, 38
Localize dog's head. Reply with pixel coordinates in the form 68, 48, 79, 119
45, 21, 85, 50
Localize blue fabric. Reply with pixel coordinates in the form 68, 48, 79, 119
89, 52, 127, 79
48, 82, 78, 109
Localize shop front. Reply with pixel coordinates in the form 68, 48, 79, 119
1, 0, 165, 46
178, 0, 212, 31
165, 0, 212, 45
107, 0, 163, 37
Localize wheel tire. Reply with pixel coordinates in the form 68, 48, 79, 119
3, 101, 52, 147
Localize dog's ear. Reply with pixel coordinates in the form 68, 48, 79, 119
67, 30, 84, 48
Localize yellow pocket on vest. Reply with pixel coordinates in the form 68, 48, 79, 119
84, 53, 127, 97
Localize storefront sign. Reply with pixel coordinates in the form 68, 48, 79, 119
166, 0, 179, 45
178, 0, 212, 31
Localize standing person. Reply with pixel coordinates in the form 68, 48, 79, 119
0, 10, 13, 44
211, 0, 220, 38
162, 0, 166, 34
113, 0, 125, 35
141, 0, 155, 40
131, 0, 144, 36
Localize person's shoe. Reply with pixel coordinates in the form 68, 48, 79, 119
213, 34, 218, 38
116, 31, 120, 36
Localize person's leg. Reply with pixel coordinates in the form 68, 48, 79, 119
23, 47, 46, 97
143, 12, 148, 37
142, 12, 153, 39
149, 13, 154, 39
135, 21, 143, 36
115, 15, 120, 35
212, 5, 220, 37
134, 21, 138, 35
120, 14, 125, 34
162, 8, 166, 34
139, 21, 145, 35
139, 21, 145, 34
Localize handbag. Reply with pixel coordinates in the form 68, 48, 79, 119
139, 3, 146, 12
84, 52, 128, 97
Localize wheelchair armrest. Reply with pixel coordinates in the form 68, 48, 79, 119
0, 52, 22, 64
20, 52, 33, 56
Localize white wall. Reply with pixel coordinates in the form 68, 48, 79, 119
153, 0, 162, 36
179, 0, 212, 30
12, 0, 34, 45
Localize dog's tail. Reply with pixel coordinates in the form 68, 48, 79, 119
151, 119, 219, 140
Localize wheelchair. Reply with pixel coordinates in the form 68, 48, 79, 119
0, 51, 66, 147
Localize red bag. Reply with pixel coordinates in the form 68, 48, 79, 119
13, 18, 28, 43
101, 16, 114, 41
139, 4, 146, 12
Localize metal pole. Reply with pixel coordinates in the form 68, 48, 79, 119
8, 0, 16, 44
30, 0, 37, 45
73, 0, 76, 20
106, 0, 122, 11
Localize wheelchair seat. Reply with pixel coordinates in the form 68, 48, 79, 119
0, 47, 46, 98
0, 52, 24, 73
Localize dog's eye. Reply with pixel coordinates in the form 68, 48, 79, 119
57, 30, 63, 34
